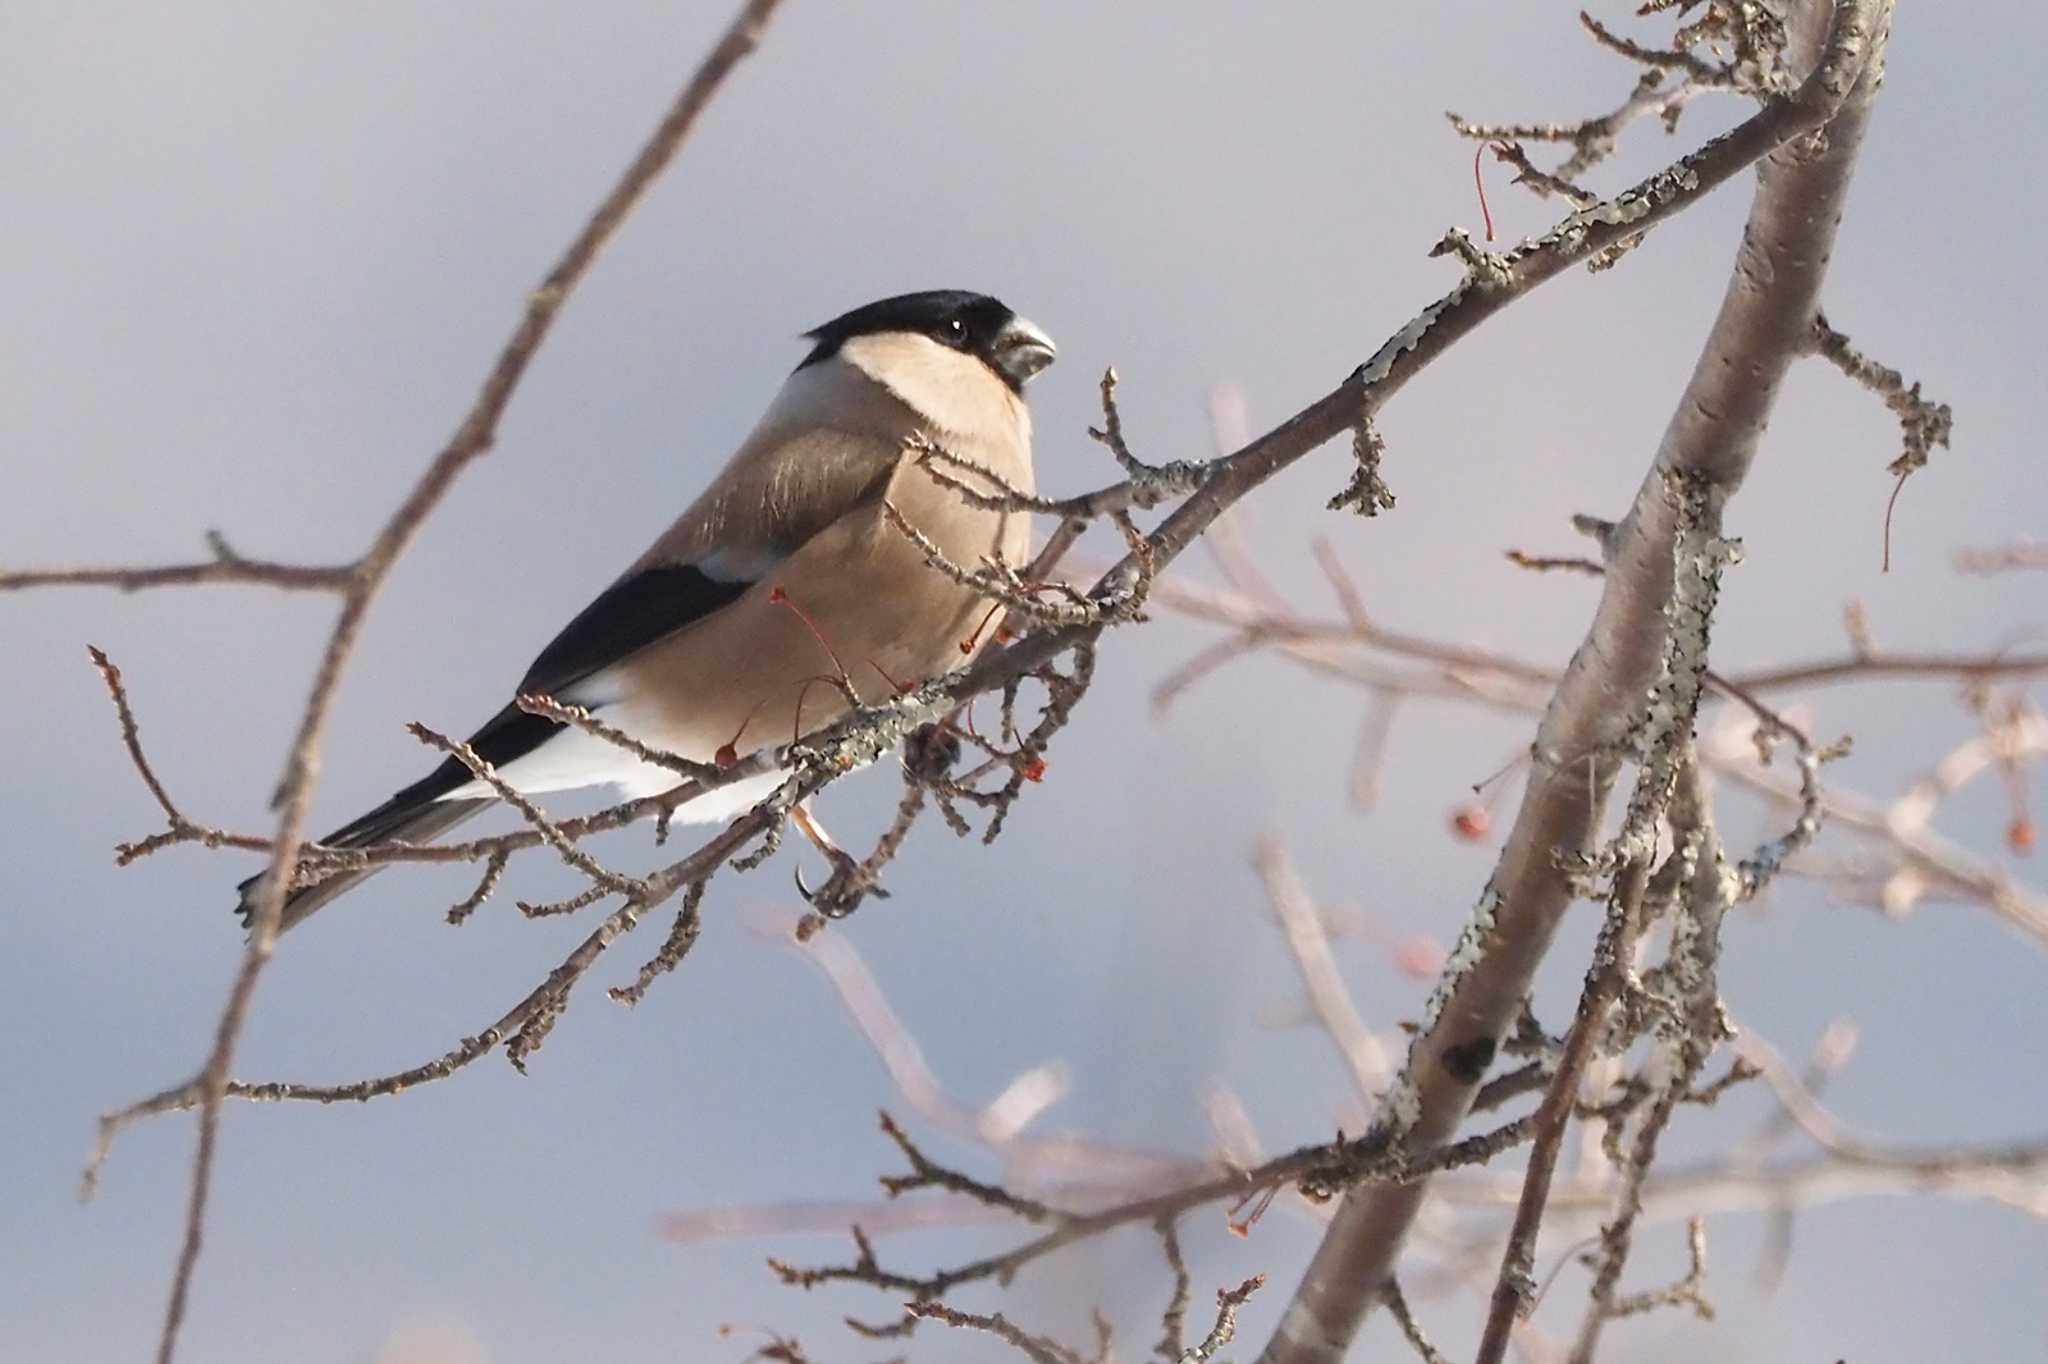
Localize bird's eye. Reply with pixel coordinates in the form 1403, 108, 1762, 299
942, 318, 968, 343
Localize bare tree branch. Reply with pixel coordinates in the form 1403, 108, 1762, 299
1474, 466, 1735, 1364
106, 6, 790, 1357
1955, 540, 2048, 575
1256, 5, 1896, 1360
766, 1113, 1532, 1304
1, 531, 356, 595
85, 647, 271, 863
1253, 835, 1393, 1101
904, 1299, 1084, 1364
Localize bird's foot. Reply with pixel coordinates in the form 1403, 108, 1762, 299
795, 847, 890, 919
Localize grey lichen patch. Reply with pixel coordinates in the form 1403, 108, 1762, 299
1738, 731, 1851, 898
796, 681, 951, 778
1513, 157, 1707, 270
1616, 471, 1740, 863
1589, 232, 1648, 273
1664, 852, 1738, 1011
1371, 1075, 1422, 1141
1429, 228, 1513, 288
1359, 278, 1470, 388
1809, 312, 1953, 480
1814, 2, 1882, 99
1639, 821, 1705, 927
1414, 883, 1504, 1045
1328, 414, 1397, 518
1360, 882, 1510, 1140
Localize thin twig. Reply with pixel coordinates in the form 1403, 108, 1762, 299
1955, 541, 2048, 575
1180, 1277, 1265, 1363
903, 1301, 1082, 1364
1253, 836, 1391, 1100
1808, 311, 1953, 570
1382, 1277, 1452, 1364
410, 723, 644, 896
609, 880, 707, 1005
876, 1111, 1067, 1223
87, 647, 186, 824
517, 692, 719, 780
2, 533, 356, 595
1156, 1218, 1192, 1362
1473, 857, 1653, 1364
446, 849, 509, 925
767, 1114, 1531, 1303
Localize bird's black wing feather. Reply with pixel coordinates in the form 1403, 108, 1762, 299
518, 562, 753, 697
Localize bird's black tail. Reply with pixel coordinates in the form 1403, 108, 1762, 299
233, 778, 492, 935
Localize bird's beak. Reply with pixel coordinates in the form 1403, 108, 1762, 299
993, 316, 1057, 387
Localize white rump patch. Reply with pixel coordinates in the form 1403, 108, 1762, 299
437, 694, 788, 826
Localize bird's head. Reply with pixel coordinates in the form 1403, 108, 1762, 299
802, 290, 1056, 394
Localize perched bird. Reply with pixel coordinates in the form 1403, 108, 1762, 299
237, 290, 1055, 932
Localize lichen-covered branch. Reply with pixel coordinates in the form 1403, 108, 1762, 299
1566, 768, 1736, 1364
1808, 310, 1954, 569
1255, 5, 1895, 1360
1810, 310, 1954, 483
1473, 471, 1735, 1364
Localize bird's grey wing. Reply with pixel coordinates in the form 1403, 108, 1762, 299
455, 423, 908, 777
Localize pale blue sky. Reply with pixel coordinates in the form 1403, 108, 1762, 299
4, 4, 2043, 1361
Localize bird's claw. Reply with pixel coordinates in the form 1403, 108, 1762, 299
794, 849, 890, 918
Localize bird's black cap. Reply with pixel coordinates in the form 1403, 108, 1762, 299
800, 290, 1046, 391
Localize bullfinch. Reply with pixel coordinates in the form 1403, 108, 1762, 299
237, 289, 1055, 931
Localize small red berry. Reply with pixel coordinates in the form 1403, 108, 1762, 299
1395, 937, 1445, 980
1018, 754, 1047, 783
1226, 1185, 1277, 1238
714, 743, 738, 770
1451, 804, 1491, 841
2011, 817, 2037, 855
